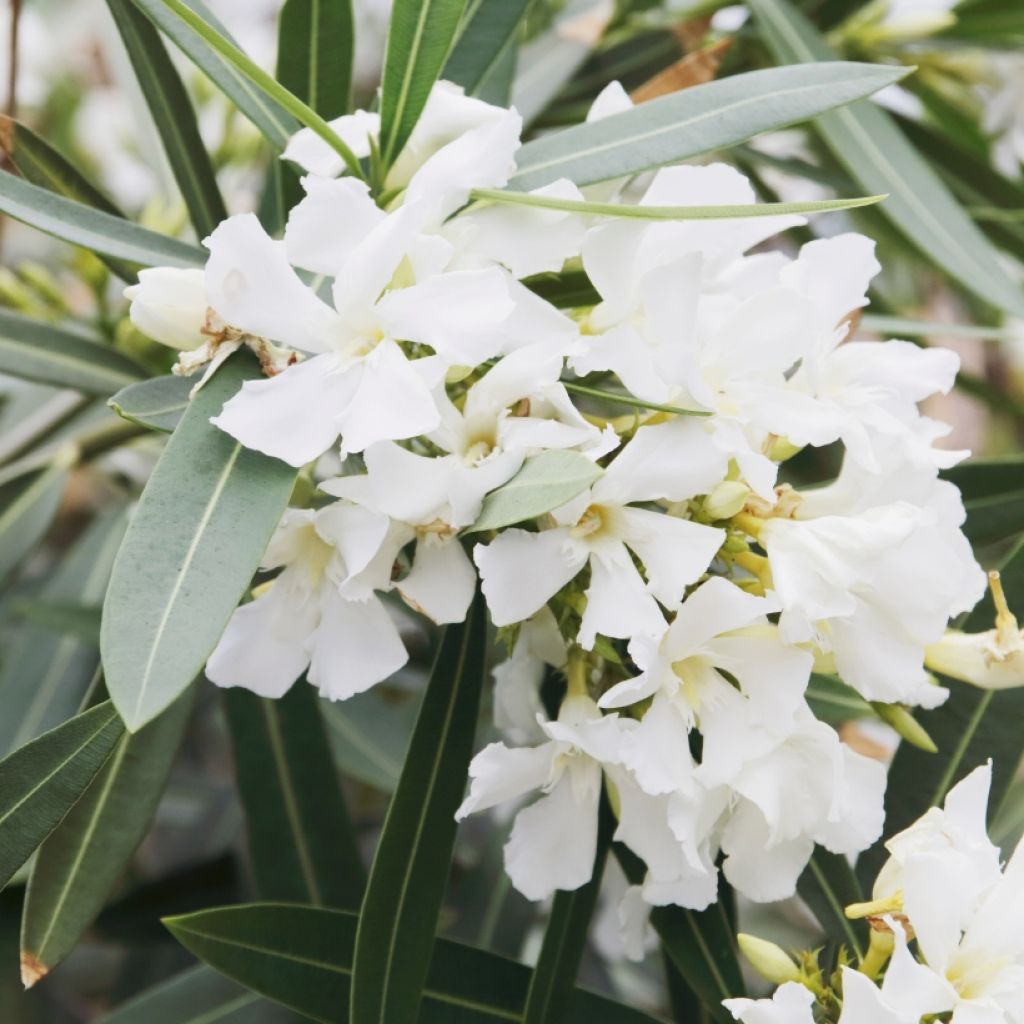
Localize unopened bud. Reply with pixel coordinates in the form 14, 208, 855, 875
845, 890, 903, 920
124, 267, 208, 351
705, 480, 750, 521
737, 934, 801, 986
870, 702, 937, 753
445, 364, 474, 384
764, 434, 803, 462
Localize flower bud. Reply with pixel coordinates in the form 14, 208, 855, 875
705, 480, 750, 521
124, 267, 208, 351
737, 933, 802, 986
870, 702, 937, 753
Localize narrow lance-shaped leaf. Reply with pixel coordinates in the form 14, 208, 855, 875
0, 455, 72, 586
106, 0, 228, 239
20, 688, 195, 986
98, 964, 305, 1024
523, 799, 613, 1024
350, 590, 487, 1023
0, 509, 127, 757
510, 61, 910, 191
859, 536, 1024, 887
165, 903, 664, 1023
747, 0, 1024, 318
101, 350, 298, 731
0, 703, 124, 891
796, 848, 866, 962
379, 0, 469, 168
443, 0, 531, 98
223, 683, 365, 910
467, 451, 603, 533
0, 309, 146, 396
109, 374, 192, 434
129, 0, 299, 149
0, 169, 205, 270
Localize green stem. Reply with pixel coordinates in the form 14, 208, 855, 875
561, 380, 710, 418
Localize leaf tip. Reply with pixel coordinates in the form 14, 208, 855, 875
20, 951, 48, 990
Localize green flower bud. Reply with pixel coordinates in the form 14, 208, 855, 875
737, 933, 802, 986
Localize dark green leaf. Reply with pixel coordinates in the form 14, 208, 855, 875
107, 0, 228, 239
350, 590, 487, 1023
0, 703, 123, 892
0, 510, 126, 756
0, 309, 146, 396
748, 0, 1024, 317
165, 903, 664, 1023
796, 848, 865, 960
223, 683, 365, 910
0, 169, 205, 271
0, 458, 70, 586
109, 374, 192, 433
129, 0, 299, 148
805, 673, 871, 726
99, 964, 307, 1023
443, 0, 530, 98
379, 0, 468, 168
0, 114, 139, 281
101, 351, 298, 731
523, 799, 612, 1024
21, 689, 194, 981
277, 0, 353, 117
510, 62, 909, 191
859, 536, 1024, 887
943, 455, 1024, 502
961, 489, 1024, 546
12, 601, 102, 643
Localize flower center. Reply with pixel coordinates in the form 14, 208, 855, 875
571, 504, 610, 539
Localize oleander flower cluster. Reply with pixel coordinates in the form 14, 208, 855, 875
726, 763, 1024, 1024
126, 80, 987, 921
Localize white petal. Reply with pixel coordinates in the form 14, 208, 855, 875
579, 547, 666, 649
721, 801, 813, 902
307, 591, 408, 700
335, 339, 441, 455
125, 267, 208, 351
353, 441, 457, 524
204, 213, 340, 352
398, 536, 477, 625
505, 770, 600, 901
285, 176, 387, 275
618, 508, 724, 608
474, 528, 587, 627
281, 109, 379, 176
620, 692, 697, 795
212, 353, 355, 466
456, 740, 556, 819
312, 501, 391, 591
206, 579, 317, 697
665, 576, 780, 659
725, 983, 816, 1024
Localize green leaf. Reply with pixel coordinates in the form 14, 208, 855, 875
522, 799, 612, 1024
859, 536, 1024, 887
350, 591, 487, 1023
223, 684, 365, 910
0, 510, 126, 756
130, 0, 298, 149
509, 61, 909, 191
524, 267, 600, 309
615, 845, 743, 1022
21, 689, 194, 982
165, 903, 663, 1023
796, 848, 865, 961
563, 381, 710, 417
860, 314, 1017, 342
805, 673, 871, 726
379, 0, 468, 168
107, 0, 227, 239
0, 457, 70, 586
322, 688, 419, 793
141, 0, 363, 176
0, 309, 146, 396
99, 964, 306, 1023
471, 187, 886, 220
109, 374, 192, 433
467, 451, 603, 534
943, 455, 1024, 502
0, 169, 205, 271
0, 702, 124, 891
961, 490, 1024, 547
12, 601, 102, 643
101, 351, 298, 731
747, 0, 1024, 318
0, 114, 140, 281
443, 0, 530, 98
277, 0, 353, 118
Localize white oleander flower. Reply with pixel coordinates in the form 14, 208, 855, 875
474, 418, 727, 646
723, 981, 817, 1024
759, 454, 985, 707
206, 504, 407, 700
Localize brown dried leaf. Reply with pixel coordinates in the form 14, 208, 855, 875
630, 38, 733, 104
